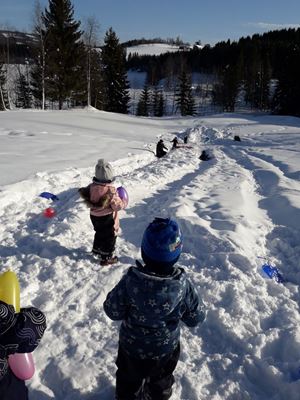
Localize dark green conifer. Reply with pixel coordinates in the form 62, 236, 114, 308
152, 86, 165, 117
43, 0, 85, 109
175, 71, 195, 116
0, 65, 9, 110
136, 84, 151, 116
89, 50, 104, 109
272, 42, 300, 116
101, 27, 130, 114
16, 72, 32, 108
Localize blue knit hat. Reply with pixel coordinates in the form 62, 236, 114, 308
141, 218, 183, 268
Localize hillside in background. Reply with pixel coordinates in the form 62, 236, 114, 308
2, 26, 300, 117
0, 30, 36, 63
0, 30, 190, 63
126, 43, 183, 57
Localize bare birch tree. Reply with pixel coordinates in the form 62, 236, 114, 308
31, 0, 47, 110
83, 16, 100, 108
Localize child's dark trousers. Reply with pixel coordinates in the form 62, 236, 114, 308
90, 213, 116, 257
0, 368, 28, 400
115, 344, 180, 400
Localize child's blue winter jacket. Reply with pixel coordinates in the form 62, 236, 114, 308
103, 264, 206, 360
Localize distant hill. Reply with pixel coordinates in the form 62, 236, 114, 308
126, 43, 182, 57
124, 40, 204, 57
123, 37, 195, 57
122, 37, 187, 47
0, 30, 36, 64
0, 31, 198, 63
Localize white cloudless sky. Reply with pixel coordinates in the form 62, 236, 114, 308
0, 0, 300, 45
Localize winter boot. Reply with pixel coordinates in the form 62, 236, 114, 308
100, 255, 118, 266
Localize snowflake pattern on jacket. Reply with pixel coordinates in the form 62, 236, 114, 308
0, 301, 46, 380
103, 265, 206, 360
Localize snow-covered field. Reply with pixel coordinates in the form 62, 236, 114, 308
1, 109, 300, 399
126, 43, 181, 57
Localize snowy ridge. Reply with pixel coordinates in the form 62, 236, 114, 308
0, 111, 300, 399
126, 43, 181, 57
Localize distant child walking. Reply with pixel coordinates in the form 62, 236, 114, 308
104, 217, 206, 400
79, 159, 126, 266
0, 300, 46, 399
171, 137, 179, 149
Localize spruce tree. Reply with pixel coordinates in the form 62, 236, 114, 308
43, 0, 85, 109
101, 27, 130, 114
157, 91, 165, 117
252, 59, 271, 110
243, 44, 259, 108
272, 43, 300, 116
221, 64, 240, 111
175, 71, 195, 116
16, 72, 32, 108
152, 86, 165, 117
31, 60, 44, 108
243, 45, 271, 110
0, 65, 9, 110
136, 84, 151, 116
89, 50, 104, 109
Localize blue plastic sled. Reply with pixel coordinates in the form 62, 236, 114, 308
262, 264, 284, 283
39, 192, 59, 201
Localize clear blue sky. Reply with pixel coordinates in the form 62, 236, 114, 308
0, 0, 300, 45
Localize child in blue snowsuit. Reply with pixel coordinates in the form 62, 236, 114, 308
104, 217, 206, 400
0, 300, 46, 399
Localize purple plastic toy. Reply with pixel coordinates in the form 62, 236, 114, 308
117, 186, 129, 208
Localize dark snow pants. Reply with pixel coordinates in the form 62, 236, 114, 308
156, 151, 167, 158
115, 344, 180, 400
0, 368, 28, 400
90, 213, 116, 257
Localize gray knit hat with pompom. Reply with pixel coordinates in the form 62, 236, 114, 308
95, 159, 114, 183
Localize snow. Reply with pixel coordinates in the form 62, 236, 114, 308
0, 108, 300, 399
126, 43, 181, 57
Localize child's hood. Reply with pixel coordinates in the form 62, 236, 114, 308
130, 264, 184, 282
0, 301, 15, 335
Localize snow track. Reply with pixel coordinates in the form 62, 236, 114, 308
1, 114, 300, 399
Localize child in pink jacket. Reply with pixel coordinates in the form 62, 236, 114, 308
79, 159, 125, 266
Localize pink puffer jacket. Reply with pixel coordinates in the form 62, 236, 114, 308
89, 183, 125, 232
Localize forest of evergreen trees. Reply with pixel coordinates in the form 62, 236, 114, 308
122, 36, 187, 48
0, 0, 130, 113
127, 28, 300, 116
0, 0, 300, 117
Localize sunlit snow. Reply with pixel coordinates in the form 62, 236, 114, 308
1, 109, 300, 399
